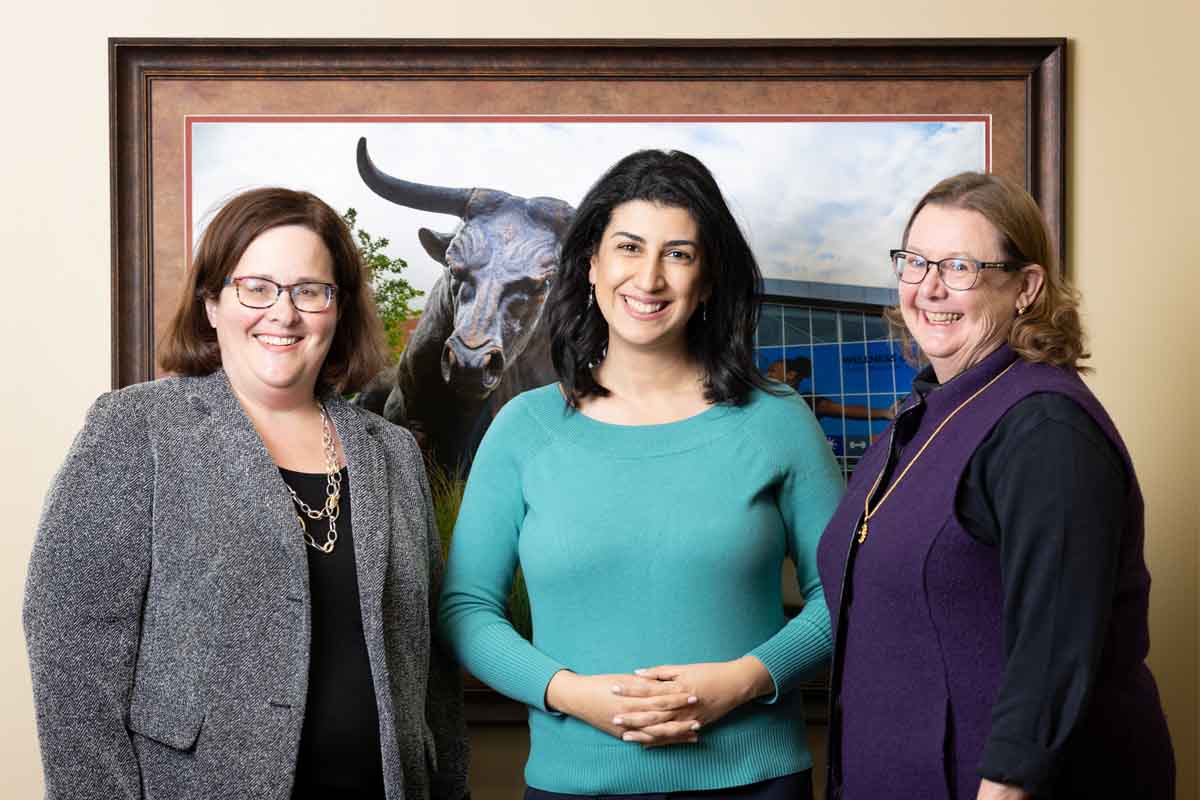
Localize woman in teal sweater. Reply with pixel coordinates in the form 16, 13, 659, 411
439, 150, 843, 799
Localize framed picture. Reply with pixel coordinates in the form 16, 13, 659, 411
111, 38, 1066, 721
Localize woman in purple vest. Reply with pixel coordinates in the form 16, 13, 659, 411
817, 172, 1173, 799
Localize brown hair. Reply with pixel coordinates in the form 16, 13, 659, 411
886, 172, 1089, 372
159, 187, 389, 393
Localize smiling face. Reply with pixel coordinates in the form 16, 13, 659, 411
588, 200, 708, 361
900, 204, 1043, 382
205, 224, 338, 404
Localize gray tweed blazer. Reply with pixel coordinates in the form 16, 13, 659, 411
24, 369, 469, 800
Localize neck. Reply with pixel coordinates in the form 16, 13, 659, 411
226, 375, 321, 427
929, 340, 1006, 384
594, 339, 704, 401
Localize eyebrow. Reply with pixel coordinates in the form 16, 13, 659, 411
611, 231, 698, 248
236, 273, 332, 284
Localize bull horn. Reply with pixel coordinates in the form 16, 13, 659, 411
357, 137, 472, 218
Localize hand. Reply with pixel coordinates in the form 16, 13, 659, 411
544, 670, 699, 742
624, 657, 774, 746
976, 779, 1031, 800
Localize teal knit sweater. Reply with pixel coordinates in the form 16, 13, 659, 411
438, 383, 843, 793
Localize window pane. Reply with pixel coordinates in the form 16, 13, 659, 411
758, 304, 784, 347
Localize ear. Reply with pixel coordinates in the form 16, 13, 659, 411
1016, 264, 1046, 313
419, 228, 454, 264
588, 253, 597, 286
203, 295, 218, 328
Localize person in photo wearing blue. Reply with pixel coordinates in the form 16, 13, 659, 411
24, 188, 468, 800
440, 150, 843, 799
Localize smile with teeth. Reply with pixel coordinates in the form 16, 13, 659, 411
256, 334, 301, 346
924, 311, 964, 324
623, 295, 668, 314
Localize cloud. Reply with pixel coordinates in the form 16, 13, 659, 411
191, 118, 986, 307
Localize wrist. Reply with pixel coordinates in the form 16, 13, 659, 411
544, 669, 577, 714
733, 656, 774, 702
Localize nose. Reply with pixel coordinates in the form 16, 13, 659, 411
917, 264, 950, 299
267, 289, 302, 324
632, 254, 665, 292
441, 337, 506, 396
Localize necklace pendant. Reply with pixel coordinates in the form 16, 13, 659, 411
858, 521, 869, 544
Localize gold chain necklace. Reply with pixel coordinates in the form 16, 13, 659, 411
283, 404, 343, 554
858, 360, 1016, 544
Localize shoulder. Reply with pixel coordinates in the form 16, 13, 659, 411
333, 397, 424, 465
486, 383, 566, 439
740, 384, 823, 433
999, 390, 1112, 449
81, 375, 192, 436
987, 390, 1127, 484
733, 385, 833, 463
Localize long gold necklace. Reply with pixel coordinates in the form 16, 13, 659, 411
283, 404, 343, 554
857, 361, 1016, 544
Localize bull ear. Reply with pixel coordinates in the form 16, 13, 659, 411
418, 228, 455, 264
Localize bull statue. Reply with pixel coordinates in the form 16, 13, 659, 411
355, 137, 575, 474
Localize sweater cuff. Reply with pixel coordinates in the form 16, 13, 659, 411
978, 735, 1056, 796
746, 617, 831, 704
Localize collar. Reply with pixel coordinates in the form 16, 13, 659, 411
895, 345, 1020, 435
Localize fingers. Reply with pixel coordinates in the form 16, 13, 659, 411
619, 719, 702, 745
612, 709, 691, 729
611, 676, 682, 697
641, 719, 702, 739
642, 734, 700, 749
634, 665, 683, 681
615, 691, 697, 713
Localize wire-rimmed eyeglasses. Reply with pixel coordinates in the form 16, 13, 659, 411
890, 249, 1028, 291
223, 276, 338, 312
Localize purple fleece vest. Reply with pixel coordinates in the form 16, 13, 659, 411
816, 345, 1170, 799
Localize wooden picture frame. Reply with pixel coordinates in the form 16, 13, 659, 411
110, 37, 1066, 722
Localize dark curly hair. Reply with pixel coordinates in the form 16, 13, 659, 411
546, 149, 775, 406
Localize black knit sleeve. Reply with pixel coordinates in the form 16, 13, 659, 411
956, 393, 1127, 795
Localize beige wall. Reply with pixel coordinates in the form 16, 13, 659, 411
3, 0, 1196, 797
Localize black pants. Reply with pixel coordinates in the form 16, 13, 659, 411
525, 770, 813, 800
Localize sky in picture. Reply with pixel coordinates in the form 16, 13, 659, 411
191, 118, 987, 309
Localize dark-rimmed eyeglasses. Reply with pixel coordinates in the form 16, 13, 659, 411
223, 276, 338, 312
890, 249, 1028, 291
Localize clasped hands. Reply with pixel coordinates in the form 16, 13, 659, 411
544, 656, 773, 748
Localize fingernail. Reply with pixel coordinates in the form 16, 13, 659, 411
622, 732, 636, 741
690, 722, 701, 731
611, 684, 622, 694
687, 695, 698, 704
613, 717, 623, 725
688, 735, 698, 743
634, 668, 647, 675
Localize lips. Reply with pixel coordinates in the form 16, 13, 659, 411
923, 311, 963, 324
621, 295, 669, 315
255, 334, 301, 347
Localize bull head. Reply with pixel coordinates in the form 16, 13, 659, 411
358, 137, 573, 399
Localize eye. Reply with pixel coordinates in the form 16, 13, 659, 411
295, 284, 322, 298
240, 278, 274, 296
944, 259, 975, 273
616, 241, 640, 253
666, 249, 695, 262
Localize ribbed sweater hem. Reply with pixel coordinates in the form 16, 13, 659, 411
524, 713, 812, 794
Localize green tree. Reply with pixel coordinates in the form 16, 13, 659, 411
343, 208, 424, 359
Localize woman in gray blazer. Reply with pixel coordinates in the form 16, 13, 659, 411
24, 188, 469, 800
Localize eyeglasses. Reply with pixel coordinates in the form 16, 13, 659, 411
890, 249, 1028, 291
223, 276, 338, 312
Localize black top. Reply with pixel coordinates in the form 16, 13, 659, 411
907, 369, 1128, 794
280, 466, 386, 800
